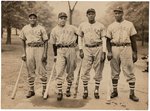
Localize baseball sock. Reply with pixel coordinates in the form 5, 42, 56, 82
95, 81, 100, 92
57, 83, 62, 93
112, 79, 118, 92
67, 81, 72, 91
83, 81, 88, 92
129, 82, 135, 95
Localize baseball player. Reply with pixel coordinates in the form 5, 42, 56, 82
78, 8, 106, 99
106, 6, 139, 102
50, 12, 78, 101
19, 13, 49, 99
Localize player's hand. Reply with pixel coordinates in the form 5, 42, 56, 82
42, 53, 47, 64
54, 56, 57, 62
132, 52, 138, 63
107, 52, 113, 61
79, 49, 84, 59
21, 54, 26, 61
101, 52, 106, 62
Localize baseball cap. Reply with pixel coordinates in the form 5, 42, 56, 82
58, 12, 67, 18
29, 13, 37, 18
87, 8, 96, 14
114, 6, 123, 12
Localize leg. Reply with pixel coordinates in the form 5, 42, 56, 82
110, 47, 121, 98
81, 47, 93, 99
120, 47, 139, 102
93, 46, 104, 99
26, 47, 36, 98
35, 47, 48, 97
56, 49, 66, 101
65, 48, 77, 97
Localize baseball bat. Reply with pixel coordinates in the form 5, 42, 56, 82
106, 61, 112, 103
74, 60, 83, 98
43, 63, 56, 99
11, 61, 24, 99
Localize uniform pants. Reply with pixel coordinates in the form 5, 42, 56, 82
56, 47, 77, 84
110, 46, 136, 82
26, 47, 47, 89
81, 45, 104, 82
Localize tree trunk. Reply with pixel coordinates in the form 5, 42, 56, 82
141, 18, 144, 46
6, 25, 11, 44
15, 28, 18, 35
69, 10, 73, 25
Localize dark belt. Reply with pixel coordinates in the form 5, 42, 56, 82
27, 42, 44, 47
85, 42, 102, 48
57, 44, 76, 48
111, 43, 131, 47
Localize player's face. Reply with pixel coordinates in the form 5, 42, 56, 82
58, 17, 67, 26
87, 12, 96, 21
29, 15, 37, 25
114, 11, 123, 22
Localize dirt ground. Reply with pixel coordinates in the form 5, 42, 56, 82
1, 34, 148, 110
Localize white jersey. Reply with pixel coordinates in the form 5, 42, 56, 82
50, 24, 78, 45
78, 21, 106, 45
107, 20, 137, 43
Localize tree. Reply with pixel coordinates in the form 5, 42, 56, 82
68, 1, 78, 25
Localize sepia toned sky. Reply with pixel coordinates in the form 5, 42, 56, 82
48, 1, 109, 20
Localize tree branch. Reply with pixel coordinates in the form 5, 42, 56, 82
72, 1, 78, 11
68, 1, 71, 10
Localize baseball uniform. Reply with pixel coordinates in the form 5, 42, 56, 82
50, 24, 78, 85
78, 21, 106, 83
107, 20, 137, 82
19, 24, 48, 91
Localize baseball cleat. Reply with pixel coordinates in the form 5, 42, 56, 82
26, 91, 35, 98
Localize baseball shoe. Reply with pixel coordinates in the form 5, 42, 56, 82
26, 91, 35, 98
66, 90, 71, 97
94, 90, 100, 99
57, 91, 63, 101
111, 91, 118, 98
42, 90, 49, 100
83, 90, 88, 99
129, 94, 139, 102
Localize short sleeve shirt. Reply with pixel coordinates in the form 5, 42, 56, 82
50, 24, 77, 45
106, 20, 137, 43
78, 21, 106, 45
19, 24, 48, 43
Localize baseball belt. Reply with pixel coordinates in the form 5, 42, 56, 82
57, 44, 77, 48
27, 42, 44, 47
111, 43, 131, 47
85, 42, 102, 48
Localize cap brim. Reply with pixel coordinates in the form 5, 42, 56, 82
114, 10, 123, 12
59, 16, 67, 18
29, 14, 37, 18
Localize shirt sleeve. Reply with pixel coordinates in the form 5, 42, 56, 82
19, 28, 26, 41
130, 23, 137, 36
106, 25, 112, 39
41, 27, 48, 41
50, 29, 56, 44
77, 24, 84, 37
101, 24, 106, 38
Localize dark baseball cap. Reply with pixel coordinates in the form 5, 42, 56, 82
87, 8, 96, 14
58, 12, 67, 18
114, 6, 123, 12
29, 13, 37, 18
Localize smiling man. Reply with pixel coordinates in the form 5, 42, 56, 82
19, 13, 49, 99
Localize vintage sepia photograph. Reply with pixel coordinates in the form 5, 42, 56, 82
1, 1, 149, 110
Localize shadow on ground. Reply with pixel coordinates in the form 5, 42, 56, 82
30, 94, 89, 108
